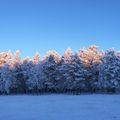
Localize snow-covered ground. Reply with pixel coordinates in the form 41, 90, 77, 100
0, 95, 120, 120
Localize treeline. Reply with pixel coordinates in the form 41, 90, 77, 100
0, 45, 120, 94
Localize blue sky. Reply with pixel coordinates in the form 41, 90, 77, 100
0, 0, 120, 58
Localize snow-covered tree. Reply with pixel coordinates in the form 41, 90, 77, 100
79, 45, 103, 66
78, 45, 103, 92
33, 52, 40, 64
70, 53, 90, 92
12, 60, 30, 93
98, 49, 120, 92
7, 50, 13, 67
26, 62, 46, 93
56, 48, 74, 92
44, 50, 60, 63
13, 50, 21, 66
0, 52, 7, 68
62, 48, 73, 63
43, 51, 60, 92
0, 64, 13, 94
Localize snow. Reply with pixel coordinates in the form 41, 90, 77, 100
0, 95, 120, 120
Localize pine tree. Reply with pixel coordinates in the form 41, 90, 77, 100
71, 53, 89, 92
43, 51, 60, 92
78, 45, 103, 92
0, 64, 13, 94
26, 62, 46, 93
12, 59, 30, 93
98, 49, 120, 92
56, 48, 74, 92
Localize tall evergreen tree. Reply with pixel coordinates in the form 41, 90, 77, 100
43, 51, 60, 92
0, 64, 13, 94
98, 49, 120, 92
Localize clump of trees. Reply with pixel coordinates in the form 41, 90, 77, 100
0, 45, 120, 95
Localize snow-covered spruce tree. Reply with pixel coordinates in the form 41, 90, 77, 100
12, 64, 25, 93
70, 53, 90, 92
19, 58, 35, 93
0, 51, 14, 94
56, 48, 75, 92
78, 45, 103, 92
11, 51, 28, 93
98, 49, 120, 92
26, 61, 46, 93
42, 50, 60, 92
25, 53, 44, 93
0, 64, 13, 94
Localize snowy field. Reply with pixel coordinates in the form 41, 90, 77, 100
0, 95, 120, 120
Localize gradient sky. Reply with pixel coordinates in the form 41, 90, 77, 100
0, 0, 120, 58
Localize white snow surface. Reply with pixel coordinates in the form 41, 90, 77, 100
0, 94, 120, 120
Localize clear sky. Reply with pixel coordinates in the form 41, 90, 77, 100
0, 0, 120, 58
